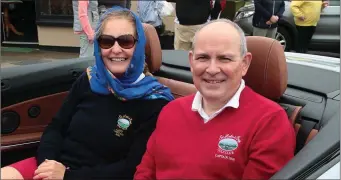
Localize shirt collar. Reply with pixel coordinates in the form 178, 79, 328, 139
133, 73, 145, 84
191, 79, 246, 121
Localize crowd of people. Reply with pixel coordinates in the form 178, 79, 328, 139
2, 0, 329, 179
252, 0, 329, 53
68, 0, 329, 57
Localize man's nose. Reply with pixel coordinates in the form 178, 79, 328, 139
206, 60, 221, 75
110, 41, 123, 54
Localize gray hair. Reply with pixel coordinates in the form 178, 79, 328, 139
192, 19, 248, 57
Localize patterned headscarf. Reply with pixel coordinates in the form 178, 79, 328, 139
86, 6, 174, 101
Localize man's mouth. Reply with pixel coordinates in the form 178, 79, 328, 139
109, 58, 127, 62
204, 79, 225, 84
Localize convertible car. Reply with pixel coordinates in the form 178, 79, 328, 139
1, 24, 340, 179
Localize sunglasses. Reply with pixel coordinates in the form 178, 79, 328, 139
97, 34, 137, 49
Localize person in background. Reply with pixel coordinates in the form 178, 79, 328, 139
210, 0, 227, 20
134, 19, 295, 179
72, 0, 99, 57
98, 0, 130, 15
137, 1, 165, 38
126, 0, 131, 9
166, 0, 211, 50
290, 0, 329, 53
252, 0, 285, 39
0, 6, 173, 180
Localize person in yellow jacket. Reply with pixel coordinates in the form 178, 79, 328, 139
290, 0, 329, 53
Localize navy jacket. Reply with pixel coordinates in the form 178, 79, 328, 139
252, 0, 285, 29
211, 0, 223, 20
36, 73, 170, 180
167, 0, 211, 25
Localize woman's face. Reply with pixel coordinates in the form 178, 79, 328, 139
99, 18, 136, 77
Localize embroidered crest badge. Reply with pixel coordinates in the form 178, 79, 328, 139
114, 115, 133, 137
215, 134, 241, 161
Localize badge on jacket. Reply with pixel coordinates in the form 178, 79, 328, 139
114, 115, 133, 137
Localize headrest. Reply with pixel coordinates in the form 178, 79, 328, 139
244, 36, 288, 100
142, 23, 162, 73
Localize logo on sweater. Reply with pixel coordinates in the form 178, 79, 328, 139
217, 134, 241, 154
114, 115, 133, 137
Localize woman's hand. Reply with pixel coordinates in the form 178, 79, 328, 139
33, 160, 66, 180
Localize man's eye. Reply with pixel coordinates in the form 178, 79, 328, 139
196, 57, 207, 60
221, 57, 232, 61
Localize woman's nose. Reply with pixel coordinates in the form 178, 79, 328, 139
110, 41, 123, 54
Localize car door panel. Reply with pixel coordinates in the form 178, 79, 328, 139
2, 91, 68, 136
1, 58, 93, 166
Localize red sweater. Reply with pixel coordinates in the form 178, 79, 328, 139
134, 86, 296, 179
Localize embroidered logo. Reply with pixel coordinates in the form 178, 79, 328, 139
215, 134, 241, 161
114, 115, 132, 137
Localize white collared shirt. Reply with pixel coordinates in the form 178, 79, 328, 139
191, 79, 246, 123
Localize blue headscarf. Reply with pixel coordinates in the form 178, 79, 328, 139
86, 6, 174, 102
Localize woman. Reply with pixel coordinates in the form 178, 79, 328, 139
1, 6, 174, 180
290, 0, 329, 53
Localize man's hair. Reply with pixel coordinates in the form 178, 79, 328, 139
192, 19, 248, 57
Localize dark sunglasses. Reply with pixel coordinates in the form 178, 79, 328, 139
97, 34, 137, 49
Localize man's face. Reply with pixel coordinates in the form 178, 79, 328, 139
189, 23, 252, 102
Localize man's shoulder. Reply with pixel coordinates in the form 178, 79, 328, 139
242, 86, 285, 114
241, 87, 293, 134
160, 94, 196, 112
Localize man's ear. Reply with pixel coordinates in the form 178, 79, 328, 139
241, 52, 252, 76
189, 50, 194, 73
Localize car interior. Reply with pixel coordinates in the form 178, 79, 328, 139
1, 24, 339, 179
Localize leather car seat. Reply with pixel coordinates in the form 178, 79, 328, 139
141, 24, 317, 154
245, 36, 318, 154
142, 23, 162, 73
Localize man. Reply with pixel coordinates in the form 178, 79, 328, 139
134, 19, 295, 179
126, 0, 131, 9
166, 0, 212, 50
137, 1, 165, 37
98, 0, 130, 16
252, 0, 285, 39
210, 0, 227, 20
291, 0, 328, 53
72, 0, 99, 57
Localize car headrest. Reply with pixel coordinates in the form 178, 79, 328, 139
142, 23, 162, 73
244, 36, 288, 100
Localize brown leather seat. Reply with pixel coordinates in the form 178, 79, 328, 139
142, 25, 317, 154
245, 36, 318, 153
142, 23, 162, 73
